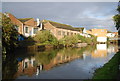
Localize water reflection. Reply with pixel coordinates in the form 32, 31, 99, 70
3, 44, 118, 79
14, 57, 37, 77
14, 48, 86, 78
92, 44, 107, 58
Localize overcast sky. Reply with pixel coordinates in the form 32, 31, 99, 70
2, 2, 119, 32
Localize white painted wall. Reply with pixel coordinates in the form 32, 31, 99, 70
97, 37, 107, 42
107, 45, 115, 53
83, 28, 87, 33
83, 54, 86, 60
24, 33, 30, 37
79, 33, 91, 38
96, 44, 107, 50
107, 33, 115, 37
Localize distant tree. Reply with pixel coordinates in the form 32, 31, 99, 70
113, 1, 120, 46
113, 1, 120, 30
2, 13, 18, 59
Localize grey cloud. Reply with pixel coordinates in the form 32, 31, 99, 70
2, 0, 119, 2
2, 2, 118, 32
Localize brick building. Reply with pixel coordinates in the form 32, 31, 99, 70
42, 20, 83, 39
6, 13, 83, 40
86, 29, 107, 42
5, 13, 40, 37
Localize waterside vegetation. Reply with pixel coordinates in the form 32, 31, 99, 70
18, 30, 97, 50
2, 14, 18, 60
92, 51, 120, 79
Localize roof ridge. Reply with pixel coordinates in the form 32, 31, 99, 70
18, 18, 33, 19
18, 18, 33, 23
42, 19, 84, 31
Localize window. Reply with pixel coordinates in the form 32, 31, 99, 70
25, 62, 28, 68
71, 32, 73, 35
29, 60, 31, 64
58, 31, 61, 35
67, 32, 69, 35
33, 28, 38, 34
25, 27, 29, 33
33, 61, 36, 67
63, 31, 65, 36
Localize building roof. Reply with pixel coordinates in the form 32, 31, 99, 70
107, 30, 112, 33
18, 18, 33, 23
42, 20, 84, 31
74, 27, 84, 31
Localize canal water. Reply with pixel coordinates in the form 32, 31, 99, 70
3, 44, 118, 79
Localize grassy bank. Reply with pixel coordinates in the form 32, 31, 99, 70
92, 51, 120, 80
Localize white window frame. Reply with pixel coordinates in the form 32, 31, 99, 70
25, 27, 29, 33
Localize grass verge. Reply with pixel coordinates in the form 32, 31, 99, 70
92, 51, 120, 80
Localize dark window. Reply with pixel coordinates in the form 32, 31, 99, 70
33, 28, 38, 34
71, 32, 73, 35
29, 60, 31, 64
25, 27, 28, 33
67, 32, 69, 35
63, 31, 65, 36
25, 62, 28, 68
33, 61, 36, 67
58, 31, 61, 35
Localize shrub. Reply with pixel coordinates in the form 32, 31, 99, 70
77, 34, 97, 44
59, 35, 78, 46
34, 30, 58, 45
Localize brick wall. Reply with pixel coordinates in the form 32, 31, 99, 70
24, 18, 36, 27
91, 29, 107, 37
44, 22, 80, 40
8, 13, 23, 34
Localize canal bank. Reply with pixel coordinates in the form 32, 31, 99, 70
92, 51, 120, 80
2, 43, 118, 79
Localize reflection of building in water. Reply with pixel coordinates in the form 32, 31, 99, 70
107, 44, 118, 53
91, 44, 107, 58
14, 57, 40, 78
14, 49, 83, 77
36, 65, 42, 75
82, 51, 92, 60
43, 52, 83, 70
14, 48, 88, 77
83, 54, 86, 60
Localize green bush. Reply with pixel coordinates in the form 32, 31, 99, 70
59, 35, 79, 46
59, 34, 97, 46
77, 34, 97, 44
34, 30, 58, 45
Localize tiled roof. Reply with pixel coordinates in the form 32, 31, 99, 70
42, 20, 84, 31
18, 18, 32, 23
107, 30, 112, 33
74, 27, 84, 31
